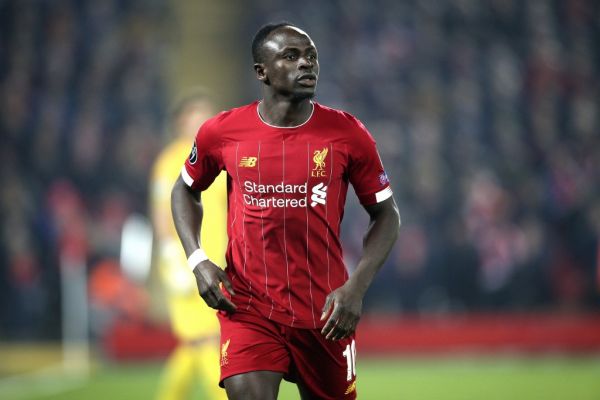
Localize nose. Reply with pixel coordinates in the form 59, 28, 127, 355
298, 56, 313, 69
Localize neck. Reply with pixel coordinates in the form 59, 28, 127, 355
258, 94, 313, 128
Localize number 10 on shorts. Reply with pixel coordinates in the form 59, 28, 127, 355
342, 340, 357, 381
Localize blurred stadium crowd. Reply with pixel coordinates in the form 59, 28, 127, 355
241, 0, 600, 314
1, 0, 599, 340
0, 0, 169, 338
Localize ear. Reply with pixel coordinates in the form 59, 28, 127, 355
254, 63, 268, 84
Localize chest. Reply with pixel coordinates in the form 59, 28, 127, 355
224, 140, 348, 186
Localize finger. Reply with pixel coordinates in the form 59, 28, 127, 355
200, 283, 223, 309
341, 316, 360, 340
322, 320, 337, 340
335, 315, 358, 340
337, 326, 353, 340
329, 311, 356, 340
216, 296, 237, 313
321, 306, 341, 337
329, 316, 349, 341
211, 286, 237, 312
337, 322, 355, 341
320, 314, 336, 337
201, 290, 219, 309
338, 330, 352, 341
196, 281, 210, 301
332, 327, 346, 341
219, 271, 236, 296
330, 317, 347, 340
321, 295, 334, 321
328, 323, 344, 341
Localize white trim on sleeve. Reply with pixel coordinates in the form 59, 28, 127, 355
375, 186, 393, 203
181, 166, 194, 187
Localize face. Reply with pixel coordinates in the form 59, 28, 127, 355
177, 100, 213, 139
255, 26, 319, 100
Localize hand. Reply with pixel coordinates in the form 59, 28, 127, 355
192, 260, 237, 313
320, 281, 363, 341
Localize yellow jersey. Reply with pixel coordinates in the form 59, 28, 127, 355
150, 138, 227, 340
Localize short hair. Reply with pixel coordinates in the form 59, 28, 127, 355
166, 87, 211, 138
251, 21, 298, 63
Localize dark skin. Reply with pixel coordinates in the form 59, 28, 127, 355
171, 26, 400, 400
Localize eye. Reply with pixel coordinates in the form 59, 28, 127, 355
308, 54, 317, 60
284, 53, 297, 61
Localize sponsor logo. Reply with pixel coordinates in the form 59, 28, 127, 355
189, 143, 197, 164
244, 181, 307, 194
310, 182, 328, 207
220, 338, 230, 366
243, 181, 307, 208
239, 156, 257, 167
344, 381, 356, 395
312, 147, 328, 177
241, 180, 327, 208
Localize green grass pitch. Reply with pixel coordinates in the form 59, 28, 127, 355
6, 356, 600, 400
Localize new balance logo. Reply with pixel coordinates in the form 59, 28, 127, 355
310, 182, 328, 207
239, 157, 257, 167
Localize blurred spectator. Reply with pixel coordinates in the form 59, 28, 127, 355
1, 0, 599, 340
88, 258, 149, 338
240, 0, 600, 313
0, 0, 168, 339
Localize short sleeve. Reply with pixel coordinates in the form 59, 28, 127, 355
347, 118, 393, 206
181, 121, 223, 191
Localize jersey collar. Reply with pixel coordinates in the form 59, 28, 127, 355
256, 101, 315, 129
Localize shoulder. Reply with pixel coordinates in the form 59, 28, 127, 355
314, 103, 371, 134
314, 102, 357, 125
201, 102, 258, 133
314, 102, 375, 144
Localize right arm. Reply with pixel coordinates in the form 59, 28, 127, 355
171, 175, 236, 313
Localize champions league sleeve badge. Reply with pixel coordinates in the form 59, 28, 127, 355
189, 142, 198, 164
379, 172, 389, 186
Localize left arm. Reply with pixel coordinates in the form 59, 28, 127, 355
321, 196, 400, 340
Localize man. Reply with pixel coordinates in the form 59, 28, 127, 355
171, 23, 400, 399
150, 90, 227, 400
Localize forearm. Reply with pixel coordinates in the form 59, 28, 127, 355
348, 198, 400, 295
171, 176, 204, 257
170, 176, 237, 311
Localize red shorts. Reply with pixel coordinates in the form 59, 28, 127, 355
218, 309, 358, 399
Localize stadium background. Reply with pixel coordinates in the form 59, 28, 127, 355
1, 0, 599, 399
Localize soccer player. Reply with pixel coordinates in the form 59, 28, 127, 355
171, 23, 400, 399
150, 90, 227, 400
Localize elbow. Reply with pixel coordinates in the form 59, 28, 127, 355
383, 203, 401, 243
393, 209, 401, 242
392, 201, 401, 232
171, 176, 200, 207
171, 177, 183, 208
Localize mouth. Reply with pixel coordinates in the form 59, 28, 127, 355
297, 73, 317, 87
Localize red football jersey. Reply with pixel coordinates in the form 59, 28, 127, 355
182, 101, 392, 328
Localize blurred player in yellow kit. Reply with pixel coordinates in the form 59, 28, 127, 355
150, 89, 227, 400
